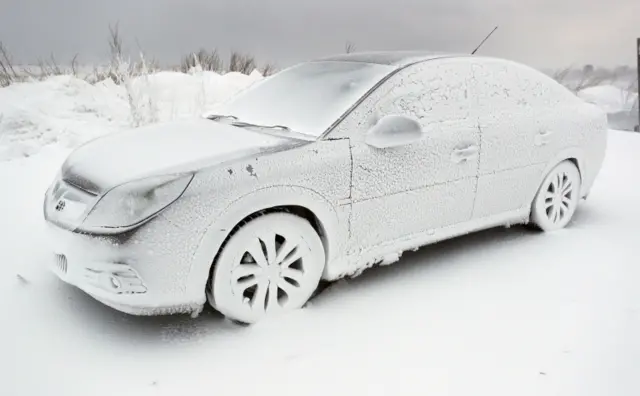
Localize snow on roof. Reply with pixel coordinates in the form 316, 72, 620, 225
312, 51, 467, 68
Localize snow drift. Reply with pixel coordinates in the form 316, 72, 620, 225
578, 85, 639, 131
0, 70, 263, 161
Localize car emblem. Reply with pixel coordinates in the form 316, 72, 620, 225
55, 199, 66, 212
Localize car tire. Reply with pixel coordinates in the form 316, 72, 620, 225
208, 212, 325, 324
530, 160, 581, 232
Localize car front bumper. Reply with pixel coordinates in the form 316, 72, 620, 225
44, 220, 206, 316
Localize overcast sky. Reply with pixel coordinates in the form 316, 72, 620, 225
1, 0, 638, 69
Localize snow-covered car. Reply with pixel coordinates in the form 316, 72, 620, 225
43, 51, 608, 323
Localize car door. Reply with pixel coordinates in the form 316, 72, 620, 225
327, 59, 480, 252
468, 59, 568, 219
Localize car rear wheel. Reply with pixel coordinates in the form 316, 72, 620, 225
530, 160, 581, 232
208, 212, 326, 324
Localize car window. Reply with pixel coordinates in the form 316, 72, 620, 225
469, 58, 579, 109
512, 62, 580, 105
213, 61, 395, 138
374, 60, 472, 124
325, 59, 474, 140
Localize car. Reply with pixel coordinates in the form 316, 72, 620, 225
43, 51, 608, 324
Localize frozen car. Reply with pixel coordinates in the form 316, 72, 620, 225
43, 51, 608, 323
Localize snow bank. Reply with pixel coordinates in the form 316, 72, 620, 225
0, 76, 128, 160
578, 85, 637, 113
0, 71, 263, 161
578, 85, 639, 131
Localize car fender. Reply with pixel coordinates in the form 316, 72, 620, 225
185, 184, 345, 299
526, 147, 587, 206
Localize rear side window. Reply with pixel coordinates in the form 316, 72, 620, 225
511, 61, 579, 105
469, 58, 578, 109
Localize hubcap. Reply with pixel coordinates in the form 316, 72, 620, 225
231, 232, 309, 314
544, 171, 575, 224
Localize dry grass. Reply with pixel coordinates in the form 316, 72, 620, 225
180, 48, 276, 76
228, 51, 256, 74
1, 43, 82, 85
180, 49, 222, 73
552, 66, 572, 86
260, 62, 277, 76
1, 23, 274, 89
102, 24, 160, 127
0, 42, 19, 87
345, 41, 357, 54
551, 64, 638, 93
4, 29, 636, 96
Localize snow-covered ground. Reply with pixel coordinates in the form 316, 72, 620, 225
578, 85, 639, 131
0, 70, 263, 160
1, 71, 639, 396
2, 130, 639, 396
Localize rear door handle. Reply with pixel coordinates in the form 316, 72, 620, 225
535, 130, 554, 146
451, 145, 479, 163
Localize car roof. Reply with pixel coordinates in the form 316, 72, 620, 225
311, 51, 469, 68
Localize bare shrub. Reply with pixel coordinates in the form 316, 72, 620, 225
104, 24, 159, 127
0, 42, 18, 87
108, 23, 124, 63
181, 49, 222, 73
180, 49, 274, 76
16, 53, 81, 81
70, 54, 79, 76
132, 53, 160, 126
38, 54, 63, 76
574, 65, 609, 92
0, 24, 268, 93
552, 64, 618, 93
345, 41, 356, 54
86, 65, 112, 84
229, 51, 256, 74
117, 53, 159, 128
552, 65, 573, 86
260, 62, 277, 76
106, 23, 126, 84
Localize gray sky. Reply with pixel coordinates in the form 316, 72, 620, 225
1, 0, 638, 69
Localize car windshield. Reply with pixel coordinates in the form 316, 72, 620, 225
213, 61, 396, 138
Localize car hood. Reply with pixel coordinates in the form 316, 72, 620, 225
61, 118, 304, 194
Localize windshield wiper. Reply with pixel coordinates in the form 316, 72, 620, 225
230, 121, 316, 141
207, 114, 238, 122
231, 121, 290, 131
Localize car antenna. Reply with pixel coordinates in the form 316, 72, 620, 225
471, 26, 499, 55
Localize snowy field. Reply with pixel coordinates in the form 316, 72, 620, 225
0, 70, 264, 160
1, 72, 639, 396
578, 85, 639, 131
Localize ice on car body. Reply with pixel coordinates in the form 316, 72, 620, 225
43, 51, 608, 321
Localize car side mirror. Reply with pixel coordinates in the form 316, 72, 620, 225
364, 114, 425, 149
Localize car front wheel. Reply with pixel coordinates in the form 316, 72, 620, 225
530, 160, 581, 232
208, 212, 326, 324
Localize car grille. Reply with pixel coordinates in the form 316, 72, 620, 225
55, 254, 68, 274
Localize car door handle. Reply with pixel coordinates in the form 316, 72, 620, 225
535, 130, 554, 146
451, 145, 479, 163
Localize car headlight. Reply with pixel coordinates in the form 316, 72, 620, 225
80, 173, 194, 232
